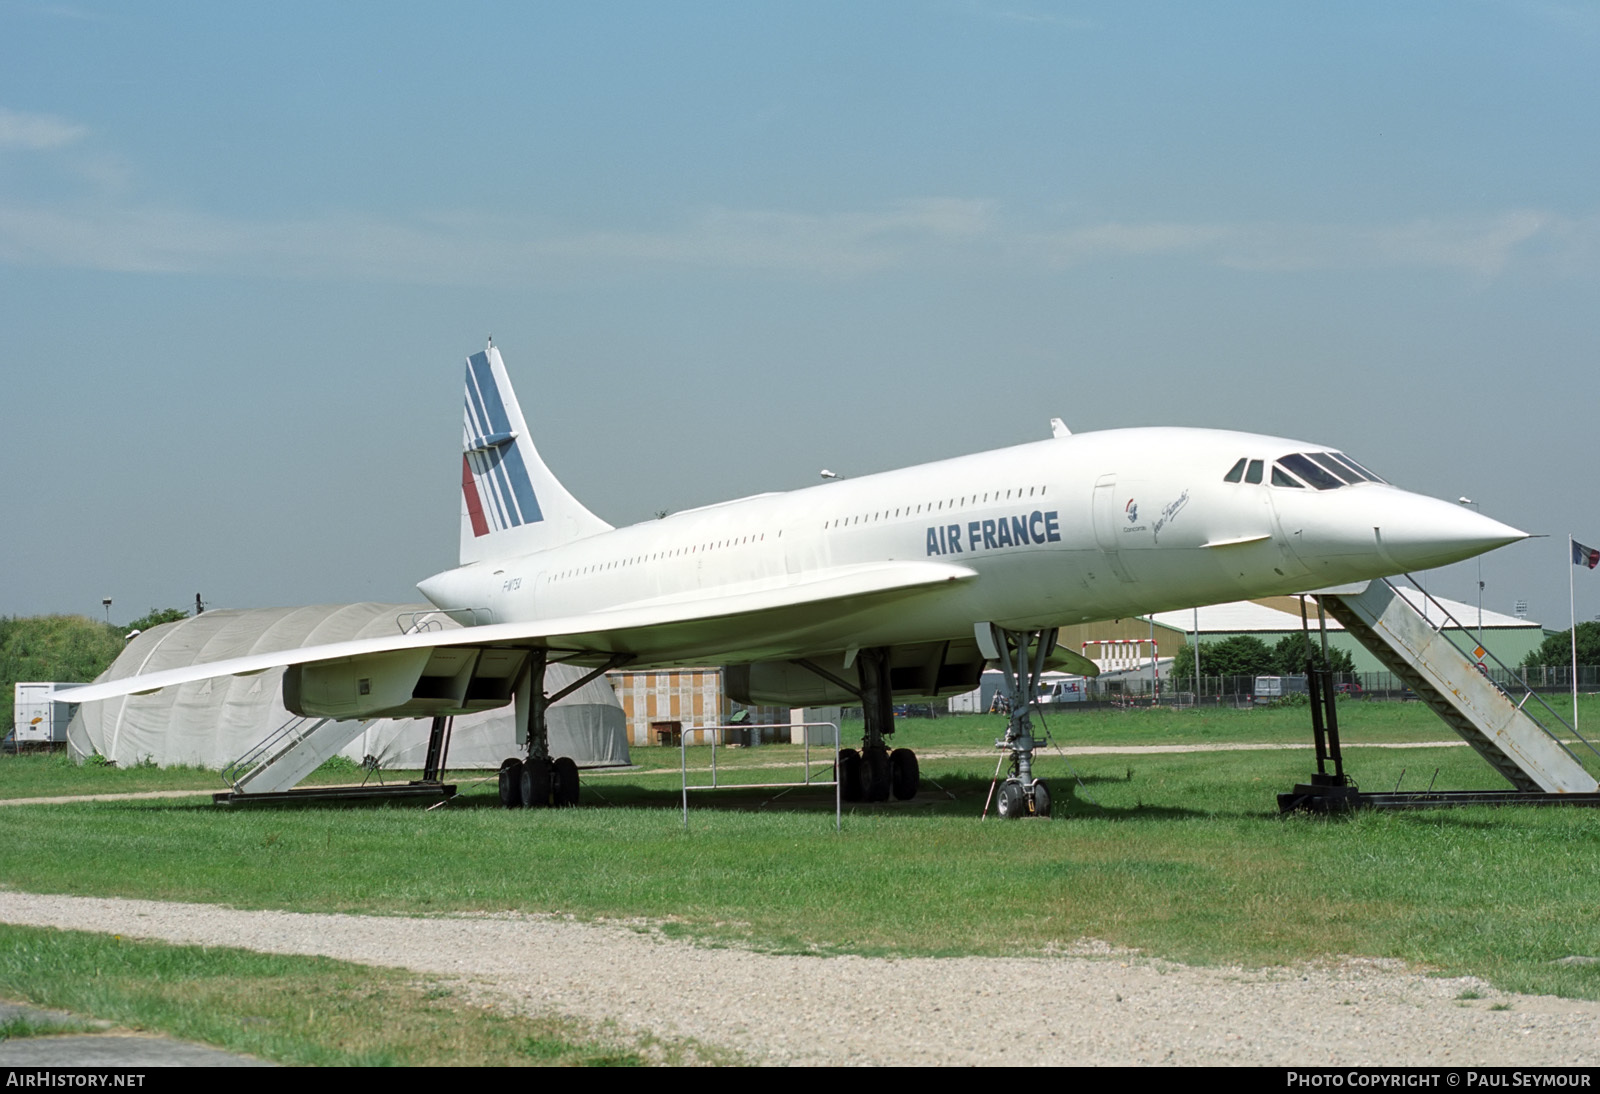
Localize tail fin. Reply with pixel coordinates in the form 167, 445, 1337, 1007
459, 341, 611, 564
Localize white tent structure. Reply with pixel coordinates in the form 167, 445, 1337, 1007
68, 603, 629, 773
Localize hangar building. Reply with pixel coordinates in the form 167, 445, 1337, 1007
68, 603, 628, 771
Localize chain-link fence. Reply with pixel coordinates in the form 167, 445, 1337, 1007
1091, 665, 1600, 708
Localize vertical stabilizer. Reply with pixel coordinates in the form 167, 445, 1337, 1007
459, 343, 611, 564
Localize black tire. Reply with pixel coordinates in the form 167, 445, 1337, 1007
552, 756, 580, 807
889, 748, 919, 801
836, 748, 863, 803
864, 745, 891, 802
1031, 779, 1051, 818
996, 780, 1026, 819
520, 757, 553, 808
498, 758, 524, 809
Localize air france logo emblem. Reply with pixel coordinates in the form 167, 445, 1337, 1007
1125, 499, 1138, 523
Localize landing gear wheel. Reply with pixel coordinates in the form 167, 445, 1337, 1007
498, 758, 524, 809
836, 749, 863, 802
1030, 779, 1051, 818
889, 748, 920, 801
864, 745, 891, 802
520, 757, 553, 808
996, 780, 1027, 819
552, 756, 580, 807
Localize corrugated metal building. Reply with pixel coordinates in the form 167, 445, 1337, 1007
606, 667, 788, 745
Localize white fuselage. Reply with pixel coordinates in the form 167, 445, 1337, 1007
416, 426, 1520, 668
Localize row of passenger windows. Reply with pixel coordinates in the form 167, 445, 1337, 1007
1222, 451, 1388, 491
822, 484, 1048, 530
549, 531, 773, 582
548, 480, 1055, 581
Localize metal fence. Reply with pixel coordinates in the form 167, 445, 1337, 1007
1085, 665, 1600, 708
680, 721, 841, 831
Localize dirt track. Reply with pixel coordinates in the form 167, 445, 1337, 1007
1, 890, 1596, 1066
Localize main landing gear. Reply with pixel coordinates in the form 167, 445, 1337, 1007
832, 646, 920, 804
983, 624, 1054, 819
499, 650, 627, 810
498, 754, 581, 809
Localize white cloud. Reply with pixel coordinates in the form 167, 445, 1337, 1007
0, 194, 1592, 285
1041, 221, 1231, 264
553, 199, 995, 276
0, 199, 999, 283
0, 106, 87, 150
1037, 211, 1588, 277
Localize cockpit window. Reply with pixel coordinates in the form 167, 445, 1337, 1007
1245, 449, 1387, 490
1279, 453, 1344, 490
1306, 451, 1360, 485
1329, 451, 1388, 484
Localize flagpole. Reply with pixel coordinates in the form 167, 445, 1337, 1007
1572, 535, 1580, 730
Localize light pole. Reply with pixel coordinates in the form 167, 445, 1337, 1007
1457, 497, 1484, 645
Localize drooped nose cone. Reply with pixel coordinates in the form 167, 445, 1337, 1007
1275, 485, 1527, 576
1371, 491, 1527, 571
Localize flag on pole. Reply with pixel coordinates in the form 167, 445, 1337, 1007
1574, 540, 1600, 570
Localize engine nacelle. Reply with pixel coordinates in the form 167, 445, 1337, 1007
282, 645, 530, 720
283, 648, 434, 719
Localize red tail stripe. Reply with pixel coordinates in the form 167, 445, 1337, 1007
462, 455, 490, 538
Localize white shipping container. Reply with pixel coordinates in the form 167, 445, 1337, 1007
11, 683, 83, 744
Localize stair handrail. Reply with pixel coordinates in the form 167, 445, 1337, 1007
223, 714, 315, 788
1388, 575, 1600, 764
395, 606, 493, 634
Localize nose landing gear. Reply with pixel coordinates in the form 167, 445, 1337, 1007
981, 624, 1057, 820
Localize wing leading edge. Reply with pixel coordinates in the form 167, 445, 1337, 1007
62, 561, 978, 717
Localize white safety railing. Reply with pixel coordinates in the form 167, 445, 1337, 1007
679, 722, 841, 831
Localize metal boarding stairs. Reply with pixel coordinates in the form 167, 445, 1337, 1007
214, 606, 474, 804
219, 607, 489, 793
222, 714, 365, 795
217, 711, 456, 806
1284, 576, 1600, 810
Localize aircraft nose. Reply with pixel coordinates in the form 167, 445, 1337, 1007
1371, 492, 1527, 571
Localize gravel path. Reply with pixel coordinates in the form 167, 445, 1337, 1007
1, 891, 1596, 1066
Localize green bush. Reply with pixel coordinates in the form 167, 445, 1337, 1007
0, 616, 126, 731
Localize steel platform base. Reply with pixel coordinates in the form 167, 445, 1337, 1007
1279, 784, 1600, 814
213, 781, 456, 806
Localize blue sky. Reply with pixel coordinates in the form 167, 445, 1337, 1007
2, 1, 1597, 631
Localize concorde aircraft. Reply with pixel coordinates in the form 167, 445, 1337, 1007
64, 342, 1526, 817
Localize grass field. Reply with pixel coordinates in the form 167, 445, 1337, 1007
3, 697, 1600, 1064
0, 923, 715, 1065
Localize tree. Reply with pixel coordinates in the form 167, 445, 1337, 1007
1522, 621, 1600, 670
1270, 633, 1355, 676
0, 615, 126, 729
125, 607, 189, 634
1169, 635, 1275, 684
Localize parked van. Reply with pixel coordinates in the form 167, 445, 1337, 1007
1038, 679, 1087, 704
1253, 675, 1308, 705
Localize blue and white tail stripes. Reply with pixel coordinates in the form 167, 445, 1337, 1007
457, 342, 612, 566
463, 350, 543, 536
